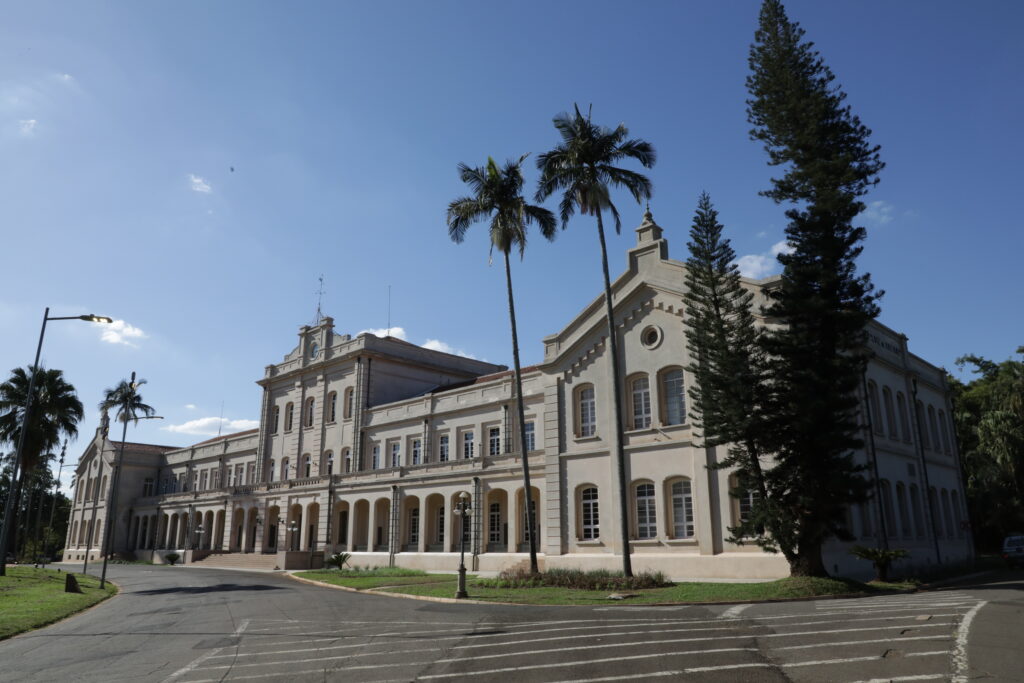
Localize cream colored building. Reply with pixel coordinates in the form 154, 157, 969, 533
64, 212, 972, 579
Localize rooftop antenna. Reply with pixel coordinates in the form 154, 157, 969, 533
313, 274, 325, 325
386, 285, 391, 336
217, 401, 224, 437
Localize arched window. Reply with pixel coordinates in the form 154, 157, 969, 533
576, 384, 596, 438
895, 483, 911, 537
343, 387, 354, 419
927, 406, 939, 452
327, 392, 337, 422
634, 482, 657, 540
268, 459, 275, 482
284, 402, 294, 431
882, 387, 898, 438
916, 401, 930, 449
371, 444, 380, 469
579, 486, 599, 540
867, 381, 883, 434
896, 392, 911, 442
324, 451, 334, 475
660, 368, 685, 426
342, 448, 351, 473
305, 397, 315, 428
909, 484, 924, 537
879, 480, 895, 538
271, 406, 280, 434
280, 457, 290, 481
941, 489, 954, 541
938, 410, 951, 454
669, 478, 694, 539
629, 375, 651, 430
302, 454, 312, 478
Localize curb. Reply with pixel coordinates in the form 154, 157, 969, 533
285, 572, 514, 605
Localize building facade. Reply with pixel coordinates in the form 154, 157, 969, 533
64, 212, 973, 579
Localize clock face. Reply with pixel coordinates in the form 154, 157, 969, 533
310, 342, 320, 359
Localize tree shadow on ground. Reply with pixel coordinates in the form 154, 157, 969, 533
134, 583, 287, 595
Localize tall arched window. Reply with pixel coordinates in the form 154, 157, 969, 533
302, 454, 312, 478
938, 410, 951, 454
284, 402, 294, 431
927, 405, 939, 452
895, 483, 911, 537
916, 401, 930, 449
909, 484, 924, 537
634, 482, 657, 539
271, 406, 280, 434
867, 381, 883, 434
882, 387, 897, 439
629, 375, 651, 430
324, 451, 334, 475
280, 457, 290, 481
327, 392, 337, 422
896, 392, 911, 442
268, 459, 275, 482
579, 487, 599, 540
660, 368, 685, 426
305, 397, 316, 428
343, 387, 354, 419
669, 478, 694, 539
342, 448, 351, 473
576, 385, 596, 438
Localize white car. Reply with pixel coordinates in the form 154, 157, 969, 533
1003, 534, 1024, 569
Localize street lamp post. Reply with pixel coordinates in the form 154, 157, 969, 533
193, 525, 205, 550
99, 373, 162, 589
0, 308, 112, 577
288, 521, 299, 552
454, 491, 471, 599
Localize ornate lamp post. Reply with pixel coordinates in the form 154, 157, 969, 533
454, 491, 471, 599
0, 309, 112, 577
288, 521, 299, 552
193, 525, 205, 550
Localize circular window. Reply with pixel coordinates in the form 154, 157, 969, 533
641, 325, 662, 349
310, 342, 320, 360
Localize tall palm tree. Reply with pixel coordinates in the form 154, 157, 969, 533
448, 155, 556, 574
536, 105, 656, 577
0, 367, 83, 573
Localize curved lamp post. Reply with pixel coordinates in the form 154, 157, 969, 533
0, 309, 112, 577
454, 491, 471, 599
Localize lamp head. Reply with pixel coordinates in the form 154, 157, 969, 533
81, 315, 114, 324
459, 491, 469, 501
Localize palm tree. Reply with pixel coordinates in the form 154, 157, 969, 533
536, 105, 656, 576
0, 367, 83, 573
448, 155, 556, 574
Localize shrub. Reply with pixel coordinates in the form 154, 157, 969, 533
327, 552, 352, 570
849, 545, 908, 582
165, 552, 180, 566
478, 566, 672, 591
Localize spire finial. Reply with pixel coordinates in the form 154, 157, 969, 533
643, 202, 653, 222
313, 274, 325, 325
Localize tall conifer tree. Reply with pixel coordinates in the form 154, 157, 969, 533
683, 193, 780, 552
747, 0, 883, 576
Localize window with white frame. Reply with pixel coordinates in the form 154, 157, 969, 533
524, 422, 535, 452
409, 508, 419, 545
670, 479, 694, 538
439, 434, 449, 462
211, 469, 220, 489
235, 463, 244, 485
661, 368, 685, 426
305, 397, 315, 428
390, 441, 400, 468
342, 449, 351, 473
343, 387, 354, 419
285, 402, 294, 431
281, 457, 289, 481
271, 406, 280, 434
630, 375, 651, 429
462, 431, 474, 459
268, 459, 275, 482
328, 392, 337, 422
489, 502, 502, 543
371, 444, 380, 469
411, 438, 422, 465
580, 487, 599, 540
302, 455, 311, 478
326, 452, 334, 475
488, 426, 501, 456
577, 385, 596, 437
635, 483, 657, 539
199, 470, 208, 491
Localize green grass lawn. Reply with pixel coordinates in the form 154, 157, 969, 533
0, 567, 117, 640
295, 569, 913, 605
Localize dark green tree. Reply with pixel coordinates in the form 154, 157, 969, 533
747, 0, 883, 576
536, 105, 655, 576
448, 155, 557, 574
0, 366, 83, 574
682, 193, 780, 549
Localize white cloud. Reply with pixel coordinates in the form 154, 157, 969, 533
189, 173, 211, 193
163, 416, 259, 436
185, 404, 197, 411
57, 73, 74, 83
18, 119, 36, 136
861, 200, 894, 226
735, 240, 793, 279
422, 338, 477, 359
359, 326, 407, 339
98, 319, 147, 347
756, 230, 767, 238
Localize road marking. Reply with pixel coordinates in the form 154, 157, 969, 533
848, 675, 947, 683
161, 619, 250, 683
720, 604, 751, 619
774, 635, 950, 651
952, 600, 987, 683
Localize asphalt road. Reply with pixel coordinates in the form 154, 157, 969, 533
0, 564, 1020, 682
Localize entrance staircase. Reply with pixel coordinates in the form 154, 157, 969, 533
190, 552, 281, 571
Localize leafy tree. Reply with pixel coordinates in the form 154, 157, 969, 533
0, 367, 83, 575
746, 0, 883, 576
536, 105, 656, 576
682, 193, 778, 547
448, 155, 557, 574
951, 347, 1024, 549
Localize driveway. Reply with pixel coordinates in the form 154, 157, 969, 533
0, 564, 1019, 682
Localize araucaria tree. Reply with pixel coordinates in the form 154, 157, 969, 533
746, 0, 884, 576
682, 193, 779, 549
536, 105, 655, 577
447, 155, 557, 575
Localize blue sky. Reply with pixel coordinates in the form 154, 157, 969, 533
2, 1, 1022, 485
